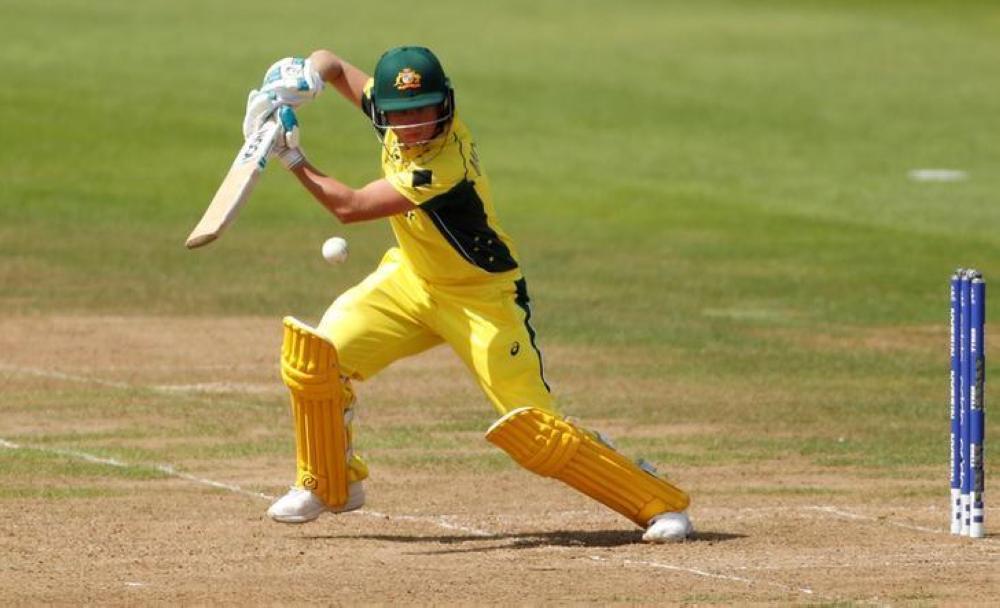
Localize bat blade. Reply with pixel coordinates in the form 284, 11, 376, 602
185, 119, 281, 249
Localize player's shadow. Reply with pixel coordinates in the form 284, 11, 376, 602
300, 529, 744, 554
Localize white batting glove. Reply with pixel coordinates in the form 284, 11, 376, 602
242, 89, 280, 139
260, 57, 324, 107
272, 106, 306, 170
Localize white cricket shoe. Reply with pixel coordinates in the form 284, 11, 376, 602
266, 482, 365, 523
643, 511, 694, 543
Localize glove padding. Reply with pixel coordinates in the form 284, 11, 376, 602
260, 57, 324, 107
242, 89, 280, 140
272, 106, 306, 170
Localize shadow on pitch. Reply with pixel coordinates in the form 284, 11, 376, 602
299, 529, 745, 554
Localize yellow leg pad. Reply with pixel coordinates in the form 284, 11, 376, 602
281, 316, 350, 508
485, 407, 690, 527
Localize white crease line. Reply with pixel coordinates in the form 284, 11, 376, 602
802, 505, 997, 540
0, 437, 491, 536
588, 555, 815, 597
154, 464, 276, 501
741, 558, 1000, 571
1, 438, 830, 596
653, 505, 992, 542
149, 382, 281, 395
99, 364, 265, 372
0, 438, 274, 501
0, 363, 276, 396
1, 438, 129, 467
8, 363, 963, 590
0, 368, 982, 548
0, 365, 491, 536
351, 510, 494, 537
0, 365, 132, 389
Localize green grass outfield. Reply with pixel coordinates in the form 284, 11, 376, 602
2, 2, 999, 474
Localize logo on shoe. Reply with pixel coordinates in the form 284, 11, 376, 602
510, 341, 520, 356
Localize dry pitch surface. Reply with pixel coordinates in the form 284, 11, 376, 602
1, 317, 997, 605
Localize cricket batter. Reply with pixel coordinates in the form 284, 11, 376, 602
243, 47, 693, 542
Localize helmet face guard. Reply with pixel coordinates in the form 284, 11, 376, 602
368, 90, 455, 146
368, 46, 455, 147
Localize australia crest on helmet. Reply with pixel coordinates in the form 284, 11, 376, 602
394, 68, 422, 91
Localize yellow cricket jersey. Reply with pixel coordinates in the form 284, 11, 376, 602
361, 80, 522, 286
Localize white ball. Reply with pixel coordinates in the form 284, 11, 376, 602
321, 237, 349, 264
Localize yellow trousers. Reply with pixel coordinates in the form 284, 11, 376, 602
318, 248, 556, 417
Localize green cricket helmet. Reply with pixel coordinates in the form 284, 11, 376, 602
369, 46, 454, 132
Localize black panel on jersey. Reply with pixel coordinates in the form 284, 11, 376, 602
421, 180, 518, 273
412, 169, 433, 187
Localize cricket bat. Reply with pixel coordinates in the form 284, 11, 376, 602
185, 118, 281, 249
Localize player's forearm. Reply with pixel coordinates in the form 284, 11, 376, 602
308, 49, 367, 109
309, 50, 344, 83
290, 161, 365, 224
